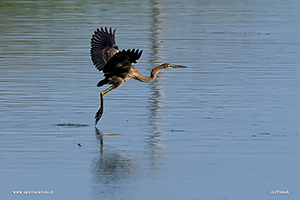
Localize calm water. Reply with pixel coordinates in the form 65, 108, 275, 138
1, 0, 300, 199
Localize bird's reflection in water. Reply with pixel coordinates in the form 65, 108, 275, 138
91, 127, 137, 198
95, 127, 104, 154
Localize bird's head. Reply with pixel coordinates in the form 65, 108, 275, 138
161, 63, 187, 69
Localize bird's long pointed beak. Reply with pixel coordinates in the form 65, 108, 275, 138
170, 64, 187, 68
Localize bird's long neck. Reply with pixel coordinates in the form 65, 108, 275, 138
133, 65, 164, 82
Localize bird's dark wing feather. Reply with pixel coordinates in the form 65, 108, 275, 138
91, 27, 119, 71
103, 49, 143, 75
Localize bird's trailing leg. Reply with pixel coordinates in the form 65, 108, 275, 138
95, 92, 104, 125
95, 83, 121, 125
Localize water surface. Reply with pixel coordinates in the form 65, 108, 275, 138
1, 0, 300, 199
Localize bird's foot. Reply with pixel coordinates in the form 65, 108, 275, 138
95, 107, 103, 125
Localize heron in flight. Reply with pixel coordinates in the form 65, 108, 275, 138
91, 27, 186, 125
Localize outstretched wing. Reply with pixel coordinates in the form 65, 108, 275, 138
103, 49, 143, 76
90, 27, 119, 71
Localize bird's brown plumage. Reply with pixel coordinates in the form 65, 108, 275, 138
90, 27, 186, 124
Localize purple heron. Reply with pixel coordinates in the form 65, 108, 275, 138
91, 27, 187, 125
